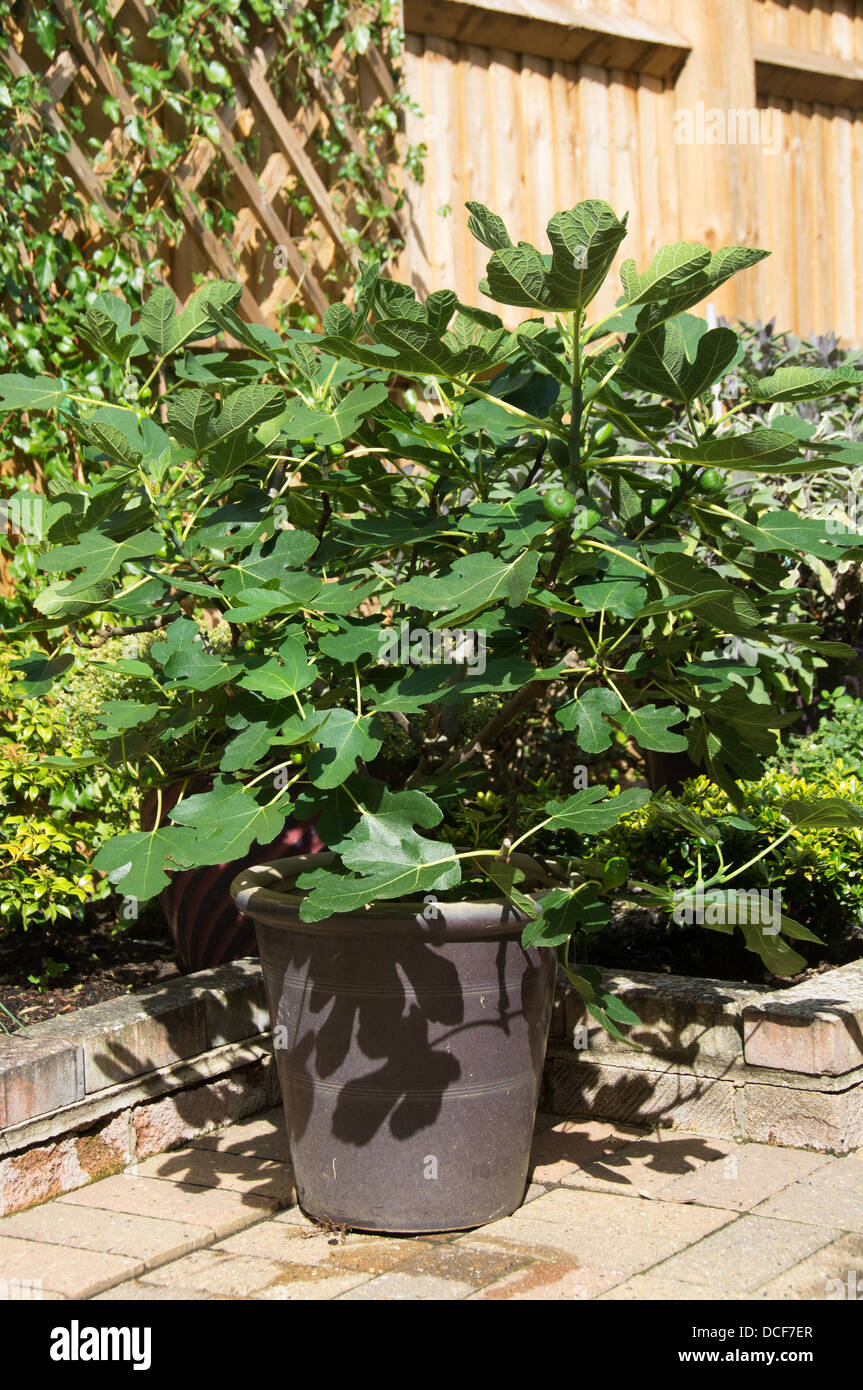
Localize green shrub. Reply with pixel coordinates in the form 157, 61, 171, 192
601, 770, 863, 947
0, 641, 139, 933
770, 689, 863, 782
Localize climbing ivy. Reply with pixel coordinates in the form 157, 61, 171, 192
0, 0, 421, 503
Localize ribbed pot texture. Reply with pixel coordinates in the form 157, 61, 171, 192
232, 853, 557, 1234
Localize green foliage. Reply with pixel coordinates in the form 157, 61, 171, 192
597, 770, 863, 960
0, 640, 139, 933
770, 689, 863, 782
4, 198, 863, 1030
0, 0, 419, 621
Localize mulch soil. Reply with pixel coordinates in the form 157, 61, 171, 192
0, 900, 180, 1032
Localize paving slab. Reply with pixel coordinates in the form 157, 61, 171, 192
141, 1248, 293, 1297
455, 1186, 734, 1282
337, 1271, 474, 1300
132, 1145, 295, 1206
559, 1127, 734, 1198
751, 1154, 863, 1232
0, 1233, 140, 1299
57, 1174, 274, 1238
255, 1270, 375, 1299
5, 1099, 859, 1301
0, 1202, 208, 1265
746, 1232, 863, 1300
215, 1223, 418, 1276
652, 1142, 833, 1211
92, 1281, 210, 1301
469, 1253, 618, 1301
527, 1118, 646, 1184
649, 1213, 838, 1294
600, 1275, 730, 1300
187, 1107, 289, 1162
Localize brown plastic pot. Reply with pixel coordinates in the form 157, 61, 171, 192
231, 851, 558, 1234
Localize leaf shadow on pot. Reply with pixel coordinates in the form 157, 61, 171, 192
267, 925, 554, 1151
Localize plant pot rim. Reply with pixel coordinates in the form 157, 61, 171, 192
231, 850, 566, 939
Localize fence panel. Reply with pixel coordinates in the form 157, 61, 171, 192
399, 0, 863, 341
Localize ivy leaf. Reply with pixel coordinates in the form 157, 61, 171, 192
543, 786, 651, 835
556, 688, 621, 753
617, 704, 688, 752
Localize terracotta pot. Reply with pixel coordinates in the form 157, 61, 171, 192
232, 852, 557, 1234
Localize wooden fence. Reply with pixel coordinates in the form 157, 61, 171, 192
4, 0, 863, 338
2, 0, 406, 326
398, 0, 863, 343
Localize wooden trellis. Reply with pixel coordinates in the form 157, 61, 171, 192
2, 0, 408, 325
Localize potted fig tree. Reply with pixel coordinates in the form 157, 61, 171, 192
5, 200, 863, 1232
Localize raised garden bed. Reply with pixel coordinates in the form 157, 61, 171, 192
2, 956, 861, 1219
0, 904, 178, 1027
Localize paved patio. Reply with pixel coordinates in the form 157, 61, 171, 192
0, 1109, 860, 1300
